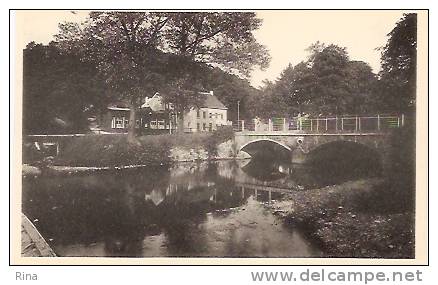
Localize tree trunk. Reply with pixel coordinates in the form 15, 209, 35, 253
127, 104, 141, 146
176, 108, 185, 133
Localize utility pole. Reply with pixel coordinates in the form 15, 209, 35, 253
237, 100, 240, 122
237, 100, 240, 123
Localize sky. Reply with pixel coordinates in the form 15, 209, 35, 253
15, 10, 405, 88
252, 11, 405, 88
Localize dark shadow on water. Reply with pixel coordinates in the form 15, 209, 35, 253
241, 158, 288, 182
241, 141, 382, 189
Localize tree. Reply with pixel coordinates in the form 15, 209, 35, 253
344, 61, 378, 114
269, 62, 315, 116
55, 12, 270, 141
23, 42, 104, 134
158, 12, 270, 128
308, 44, 351, 114
378, 13, 417, 114
55, 12, 170, 143
257, 43, 378, 117
184, 64, 261, 121
162, 12, 270, 77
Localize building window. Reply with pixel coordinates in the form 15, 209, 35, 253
203, 123, 206, 131
209, 112, 213, 119
111, 117, 116, 128
115, 117, 124, 128
220, 114, 223, 120
203, 111, 207, 119
209, 123, 212, 131
158, 120, 165, 129
197, 109, 200, 118
197, 123, 200, 131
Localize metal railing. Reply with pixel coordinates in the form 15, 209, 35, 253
233, 114, 405, 133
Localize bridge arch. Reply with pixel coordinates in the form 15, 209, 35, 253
305, 140, 383, 176
239, 138, 292, 161
239, 138, 292, 152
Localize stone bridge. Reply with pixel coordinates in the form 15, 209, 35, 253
232, 114, 406, 171
234, 131, 393, 170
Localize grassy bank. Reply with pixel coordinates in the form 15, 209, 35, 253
52, 129, 234, 167
269, 179, 414, 258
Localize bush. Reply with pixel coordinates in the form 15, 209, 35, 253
53, 134, 171, 167
205, 126, 235, 158
212, 125, 234, 143
53, 130, 235, 167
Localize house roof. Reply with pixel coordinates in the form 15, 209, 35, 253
108, 106, 130, 111
200, 93, 227, 110
107, 101, 130, 111
141, 92, 168, 111
107, 91, 227, 111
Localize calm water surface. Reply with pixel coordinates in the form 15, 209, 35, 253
22, 159, 369, 257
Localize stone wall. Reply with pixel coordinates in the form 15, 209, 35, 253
168, 139, 250, 162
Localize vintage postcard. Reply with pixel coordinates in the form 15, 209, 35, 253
10, 9, 428, 265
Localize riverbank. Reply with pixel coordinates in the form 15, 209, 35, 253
21, 213, 56, 257
23, 157, 249, 177
52, 132, 229, 167
268, 178, 414, 258
24, 129, 248, 171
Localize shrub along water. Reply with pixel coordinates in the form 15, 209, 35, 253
52, 127, 235, 167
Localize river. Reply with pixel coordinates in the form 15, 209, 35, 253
22, 159, 376, 258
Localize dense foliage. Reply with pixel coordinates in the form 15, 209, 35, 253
23, 44, 259, 135
377, 13, 417, 114
23, 42, 105, 134
54, 12, 270, 139
253, 43, 379, 118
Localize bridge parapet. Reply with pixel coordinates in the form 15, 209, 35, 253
233, 114, 404, 134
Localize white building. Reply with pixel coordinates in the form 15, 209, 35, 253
182, 91, 229, 132
142, 91, 229, 133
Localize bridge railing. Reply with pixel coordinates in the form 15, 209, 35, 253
234, 114, 405, 133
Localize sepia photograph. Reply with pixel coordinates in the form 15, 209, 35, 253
11, 9, 428, 265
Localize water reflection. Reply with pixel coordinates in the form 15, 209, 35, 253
23, 160, 354, 257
